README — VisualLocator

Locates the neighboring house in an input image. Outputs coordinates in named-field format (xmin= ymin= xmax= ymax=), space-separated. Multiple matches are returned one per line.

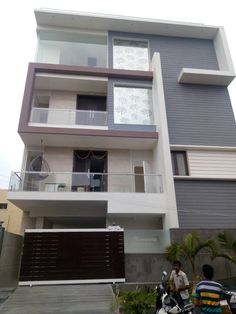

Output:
xmin=0 ymin=190 xmax=23 ymax=288
xmin=7 ymin=9 xmax=236 ymax=284
xmin=0 ymin=189 xmax=23 ymax=235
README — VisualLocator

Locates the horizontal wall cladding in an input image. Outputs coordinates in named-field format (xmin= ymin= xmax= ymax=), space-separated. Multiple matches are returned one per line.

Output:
xmin=109 ymin=31 xmax=236 ymax=147
xmin=164 ymin=81 xmax=236 ymax=146
xmin=188 ymin=150 xmax=236 ymax=177
xmin=107 ymin=78 xmax=156 ymax=132
xmin=174 ymin=179 xmax=236 ymax=228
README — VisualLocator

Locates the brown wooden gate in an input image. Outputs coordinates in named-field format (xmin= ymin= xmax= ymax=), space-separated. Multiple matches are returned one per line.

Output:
xmin=19 ymin=229 xmax=125 ymax=284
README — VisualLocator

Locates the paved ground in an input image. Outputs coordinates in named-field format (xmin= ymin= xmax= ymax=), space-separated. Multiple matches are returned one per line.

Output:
xmin=0 ymin=288 xmax=16 ymax=306
xmin=0 ymin=284 xmax=114 ymax=314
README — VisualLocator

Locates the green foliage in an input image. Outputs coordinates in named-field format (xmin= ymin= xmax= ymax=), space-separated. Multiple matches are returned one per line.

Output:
xmin=58 ymin=183 xmax=66 ymax=188
xmin=181 ymin=233 xmax=215 ymax=265
xmin=212 ymin=231 xmax=236 ymax=265
xmin=118 ymin=288 xmax=156 ymax=314
xmin=218 ymin=231 xmax=236 ymax=252
xmin=165 ymin=231 xmax=236 ymax=279
xmin=165 ymin=241 xmax=181 ymax=262
xmin=165 ymin=232 xmax=215 ymax=279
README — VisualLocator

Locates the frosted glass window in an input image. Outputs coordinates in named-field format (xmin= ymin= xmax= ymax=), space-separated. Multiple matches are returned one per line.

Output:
xmin=113 ymin=39 xmax=149 ymax=70
xmin=114 ymin=86 xmax=153 ymax=125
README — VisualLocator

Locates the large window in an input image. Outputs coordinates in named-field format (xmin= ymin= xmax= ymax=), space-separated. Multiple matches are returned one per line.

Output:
xmin=171 ymin=151 xmax=189 ymax=176
xmin=113 ymin=39 xmax=149 ymax=70
xmin=114 ymin=86 xmax=153 ymax=125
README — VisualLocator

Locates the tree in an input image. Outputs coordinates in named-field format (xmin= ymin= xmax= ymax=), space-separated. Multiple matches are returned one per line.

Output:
xmin=212 ymin=231 xmax=236 ymax=265
xmin=165 ymin=232 xmax=215 ymax=279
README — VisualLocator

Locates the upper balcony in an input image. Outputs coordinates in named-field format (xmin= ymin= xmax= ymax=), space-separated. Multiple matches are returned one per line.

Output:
xmin=36 ymin=29 xmax=151 ymax=72
xmin=36 ymin=30 xmax=108 ymax=68
xmin=35 ymin=9 xmax=235 ymax=86
xmin=18 ymin=63 xmax=156 ymax=149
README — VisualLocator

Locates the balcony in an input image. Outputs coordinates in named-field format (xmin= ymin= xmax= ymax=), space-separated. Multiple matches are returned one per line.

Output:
xmin=19 ymin=63 xmax=156 ymax=149
xmin=36 ymin=31 xmax=108 ymax=68
xmin=29 ymin=108 xmax=108 ymax=128
xmin=9 ymin=171 xmax=162 ymax=194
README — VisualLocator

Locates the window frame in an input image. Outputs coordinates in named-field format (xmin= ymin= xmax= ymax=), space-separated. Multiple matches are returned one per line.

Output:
xmin=171 ymin=151 xmax=189 ymax=176
xmin=113 ymin=83 xmax=154 ymax=125
xmin=0 ymin=203 xmax=8 ymax=210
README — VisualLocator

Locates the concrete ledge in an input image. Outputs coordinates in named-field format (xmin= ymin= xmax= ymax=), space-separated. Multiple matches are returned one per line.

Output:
xmin=178 ymin=68 xmax=235 ymax=86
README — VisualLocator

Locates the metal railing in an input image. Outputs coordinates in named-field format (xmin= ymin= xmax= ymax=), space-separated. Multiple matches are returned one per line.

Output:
xmin=29 ymin=108 xmax=108 ymax=127
xmin=9 ymin=171 xmax=163 ymax=193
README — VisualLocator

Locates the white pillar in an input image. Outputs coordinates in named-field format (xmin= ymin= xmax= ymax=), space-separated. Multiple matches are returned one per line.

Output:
xmin=151 ymin=53 xmax=179 ymax=229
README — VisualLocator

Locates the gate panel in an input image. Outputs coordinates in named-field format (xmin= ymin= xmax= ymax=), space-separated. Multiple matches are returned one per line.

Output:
xmin=19 ymin=229 xmax=125 ymax=284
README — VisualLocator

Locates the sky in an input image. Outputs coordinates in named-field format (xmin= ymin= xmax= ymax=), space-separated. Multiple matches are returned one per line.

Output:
xmin=0 ymin=0 xmax=236 ymax=189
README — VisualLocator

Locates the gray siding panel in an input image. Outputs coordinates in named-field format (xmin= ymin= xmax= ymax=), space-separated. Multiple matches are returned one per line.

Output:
xmin=174 ymin=179 xmax=236 ymax=228
xmin=108 ymin=31 xmax=236 ymax=146
xmin=164 ymin=82 xmax=236 ymax=146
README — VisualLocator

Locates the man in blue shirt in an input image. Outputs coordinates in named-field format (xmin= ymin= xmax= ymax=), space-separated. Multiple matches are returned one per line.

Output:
xmin=195 ymin=264 xmax=223 ymax=314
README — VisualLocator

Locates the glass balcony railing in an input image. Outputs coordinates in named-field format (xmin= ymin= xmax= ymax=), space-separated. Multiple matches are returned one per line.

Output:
xmin=9 ymin=171 xmax=163 ymax=193
xmin=29 ymin=108 xmax=107 ymax=127
xmin=37 ymin=39 xmax=107 ymax=68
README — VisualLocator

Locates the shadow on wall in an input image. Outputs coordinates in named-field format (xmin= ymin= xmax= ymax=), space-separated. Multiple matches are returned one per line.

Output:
xmin=0 ymin=230 xmax=23 ymax=288
xmin=0 ymin=226 xmax=4 ymax=255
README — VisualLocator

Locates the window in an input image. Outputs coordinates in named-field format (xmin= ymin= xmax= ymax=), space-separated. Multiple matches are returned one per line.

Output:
xmin=134 ymin=166 xmax=145 ymax=192
xmin=113 ymin=39 xmax=149 ymax=70
xmin=0 ymin=203 xmax=7 ymax=209
xmin=114 ymin=86 xmax=153 ymax=125
xmin=171 ymin=151 xmax=189 ymax=176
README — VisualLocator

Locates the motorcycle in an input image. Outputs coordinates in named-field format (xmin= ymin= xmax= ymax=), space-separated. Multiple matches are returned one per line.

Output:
xmin=155 ymin=271 xmax=194 ymax=314
xmin=222 ymin=289 xmax=236 ymax=314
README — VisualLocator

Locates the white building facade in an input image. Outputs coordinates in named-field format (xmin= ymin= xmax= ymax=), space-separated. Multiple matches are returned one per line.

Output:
xmin=8 ymin=9 xmax=236 ymax=283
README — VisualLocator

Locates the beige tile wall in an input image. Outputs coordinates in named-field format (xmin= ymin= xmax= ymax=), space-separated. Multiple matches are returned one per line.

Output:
xmin=0 ymin=190 xmax=23 ymax=235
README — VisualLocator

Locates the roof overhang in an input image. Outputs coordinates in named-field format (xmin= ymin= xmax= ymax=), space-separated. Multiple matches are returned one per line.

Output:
xmin=34 ymin=8 xmax=219 ymax=39
xmin=34 ymin=9 xmax=236 ymax=86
